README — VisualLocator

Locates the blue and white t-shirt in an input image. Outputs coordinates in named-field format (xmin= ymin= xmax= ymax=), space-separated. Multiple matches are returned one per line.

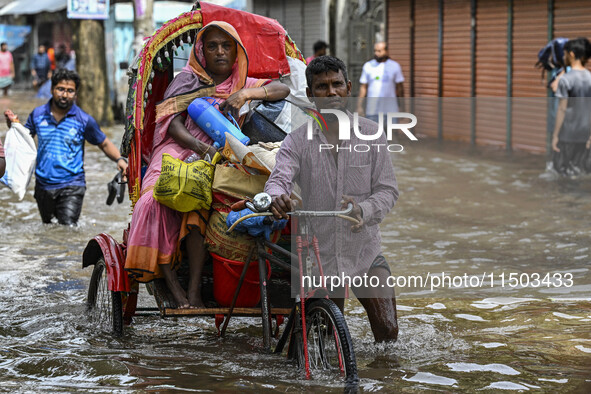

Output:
xmin=359 ymin=58 xmax=405 ymax=115
xmin=25 ymin=101 xmax=106 ymax=189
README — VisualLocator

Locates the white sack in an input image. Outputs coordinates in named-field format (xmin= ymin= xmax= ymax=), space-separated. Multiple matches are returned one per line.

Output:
xmin=0 ymin=123 xmax=36 ymax=200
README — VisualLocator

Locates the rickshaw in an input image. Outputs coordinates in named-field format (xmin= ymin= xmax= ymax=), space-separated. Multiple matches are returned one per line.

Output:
xmin=82 ymin=1 xmax=359 ymax=387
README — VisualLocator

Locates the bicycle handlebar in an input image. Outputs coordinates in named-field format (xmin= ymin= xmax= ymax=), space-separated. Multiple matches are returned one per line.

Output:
xmin=225 ymin=203 xmax=359 ymax=234
xmin=290 ymin=203 xmax=353 ymax=217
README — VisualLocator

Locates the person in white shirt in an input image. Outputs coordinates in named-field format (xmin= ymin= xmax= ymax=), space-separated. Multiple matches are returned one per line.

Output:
xmin=356 ymin=42 xmax=405 ymax=123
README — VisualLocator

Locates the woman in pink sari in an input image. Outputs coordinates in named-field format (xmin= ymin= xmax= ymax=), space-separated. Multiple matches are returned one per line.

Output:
xmin=125 ymin=21 xmax=289 ymax=308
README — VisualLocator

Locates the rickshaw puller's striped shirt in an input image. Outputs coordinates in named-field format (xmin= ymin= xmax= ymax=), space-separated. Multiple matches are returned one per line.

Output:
xmin=265 ymin=111 xmax=399 ymax=278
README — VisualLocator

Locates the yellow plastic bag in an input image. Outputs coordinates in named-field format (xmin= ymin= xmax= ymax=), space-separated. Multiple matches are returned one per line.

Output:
xmin=153 ymin=152 xmax=221 ymax=212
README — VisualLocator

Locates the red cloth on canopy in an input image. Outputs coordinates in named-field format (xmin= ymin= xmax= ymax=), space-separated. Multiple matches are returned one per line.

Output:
xmin=200 ymin=2 xmax=290 ymax=79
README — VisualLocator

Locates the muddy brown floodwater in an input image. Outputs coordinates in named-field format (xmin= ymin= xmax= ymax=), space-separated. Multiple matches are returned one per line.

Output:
xmin=0 ymin=91 xmax=589 ymax=392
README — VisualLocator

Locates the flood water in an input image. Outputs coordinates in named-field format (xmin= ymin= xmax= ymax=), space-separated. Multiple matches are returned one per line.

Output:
xmin=0 ymin=91 xmax=590 ymax=392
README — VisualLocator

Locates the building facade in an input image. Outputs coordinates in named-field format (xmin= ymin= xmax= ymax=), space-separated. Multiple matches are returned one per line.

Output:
xmin=386 ymin=0 xmax=591 ymax=153
xmin=251 ymin=0 xmax=388 ymax=88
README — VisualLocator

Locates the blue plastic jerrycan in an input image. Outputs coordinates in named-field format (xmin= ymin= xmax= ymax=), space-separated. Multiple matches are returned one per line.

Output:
xmin=187 ymin=97 xmax=250 ymax=149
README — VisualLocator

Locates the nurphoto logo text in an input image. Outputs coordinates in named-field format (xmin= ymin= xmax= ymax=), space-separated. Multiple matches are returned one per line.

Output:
xmin=306 ymin=110 xmax=418 ymax=152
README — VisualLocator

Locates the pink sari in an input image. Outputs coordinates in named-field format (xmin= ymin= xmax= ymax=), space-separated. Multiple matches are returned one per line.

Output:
xmin=125 ymin=22 xmax=268 ymax=282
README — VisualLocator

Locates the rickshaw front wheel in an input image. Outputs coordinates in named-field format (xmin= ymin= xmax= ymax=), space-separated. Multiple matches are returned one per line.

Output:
xmin=290 ymin=298 xmax=358 ymax=387
xmin=86 ymin=257 xmax=124 ymax=336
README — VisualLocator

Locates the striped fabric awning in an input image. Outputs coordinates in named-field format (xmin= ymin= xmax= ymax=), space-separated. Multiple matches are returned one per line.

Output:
xmin=0 ymin=0 xmax=66 ymax=15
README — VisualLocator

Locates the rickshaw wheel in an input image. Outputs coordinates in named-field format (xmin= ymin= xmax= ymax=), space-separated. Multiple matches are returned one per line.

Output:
xmin=291 ymin=299 xmax=358 ymax=387
xmin=86 ymin=258 xmax=124 ymax=336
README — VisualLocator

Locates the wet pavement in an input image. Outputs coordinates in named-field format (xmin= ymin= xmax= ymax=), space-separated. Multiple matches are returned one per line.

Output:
xmin=0 ymin=90 xmax=590 ymax=392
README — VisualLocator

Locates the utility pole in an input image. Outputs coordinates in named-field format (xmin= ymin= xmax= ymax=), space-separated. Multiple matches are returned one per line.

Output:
xmin=72 ymin=19 xmax=114 ymax=125
xmin=132 ymin=0 xmax=154 ymax=55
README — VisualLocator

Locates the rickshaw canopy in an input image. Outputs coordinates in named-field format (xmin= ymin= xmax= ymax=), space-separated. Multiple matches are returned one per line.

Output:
xmin=124 ymin=1 xmax=304 ymax=206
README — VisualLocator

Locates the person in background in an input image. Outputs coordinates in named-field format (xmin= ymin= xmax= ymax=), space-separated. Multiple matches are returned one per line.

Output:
xmin=551 ymin=37 xmax=591 ymax=176
xmin=46 ymin=42 xmax=56 ymax=72
xmin=55 ymin=44 xmax=71 ymax=70
xmin=5 ymin=69 xmax=127 ymax=225
xmin=0 ymin=43 xmax=15 ymax=96
xmin=305 ymin=40 xmax=328 ymax=64
xmin=356 ymin=42 xmax=405 ymax=123
xmin=31 ymin=44 xmax=51 ymax=90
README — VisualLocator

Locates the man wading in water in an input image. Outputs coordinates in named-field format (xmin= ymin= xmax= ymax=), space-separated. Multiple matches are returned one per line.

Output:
xmin=265 ymin=56 xmax=399 ymax=342
xmin=5 ymin=69 xmax=127 ymax=225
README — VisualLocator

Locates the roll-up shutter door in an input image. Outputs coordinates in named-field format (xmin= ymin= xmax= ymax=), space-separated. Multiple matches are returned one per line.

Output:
xmin=554 ymin=0 xmax=591 ymax=75
xmin=284 ymin=1 xmax=303 ymax=50
xmin=252 ymin=0 xmax=268 ymax=17
xmin=413 ymin=0 xmax=439 ymax=138
xmin=442 ymin=0 xmax=471 ymax=142
xmin=252 ymin=0 xmax=321 ymax=60
xmin=511 ymin=0 xmax=548 ymax=153
xmin=303 ymin=0 xmax=324 ymax=60
xmin=475 ymin=0 xmax=507 ymax=148
xmin=386 ymin=0 xmax=411 ymax=98
xmin=267 ymin=2 xmax=284 ymax=24
xmin=554 ymin=0 xmax=591 ymax=44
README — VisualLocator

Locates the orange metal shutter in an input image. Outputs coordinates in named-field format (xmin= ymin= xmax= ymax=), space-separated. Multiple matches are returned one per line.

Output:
xmin=386 ymin=0 xmax=411 ymax=98
xmin=442 ymin=0 xmax=471 ymax=142
xmin=554 ymin=0 xmax=591 ymax=41
xmin=475 ymin=0 xmax=508 ymax=148
xmin=511 ymin=0 xmax=548 ymax=153
xmin=413 ymin=0 xmax=440 ymax=138
xmin=554 ymin=0 xmax=591 ymax=75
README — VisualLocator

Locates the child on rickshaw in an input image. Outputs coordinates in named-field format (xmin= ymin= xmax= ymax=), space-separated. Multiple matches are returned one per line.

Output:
xmin=124 ymin=21 xmax=289 ymax=308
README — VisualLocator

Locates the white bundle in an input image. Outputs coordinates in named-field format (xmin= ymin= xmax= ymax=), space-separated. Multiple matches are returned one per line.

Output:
xmin=0 ymin=123 xmax=36 ymax=200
